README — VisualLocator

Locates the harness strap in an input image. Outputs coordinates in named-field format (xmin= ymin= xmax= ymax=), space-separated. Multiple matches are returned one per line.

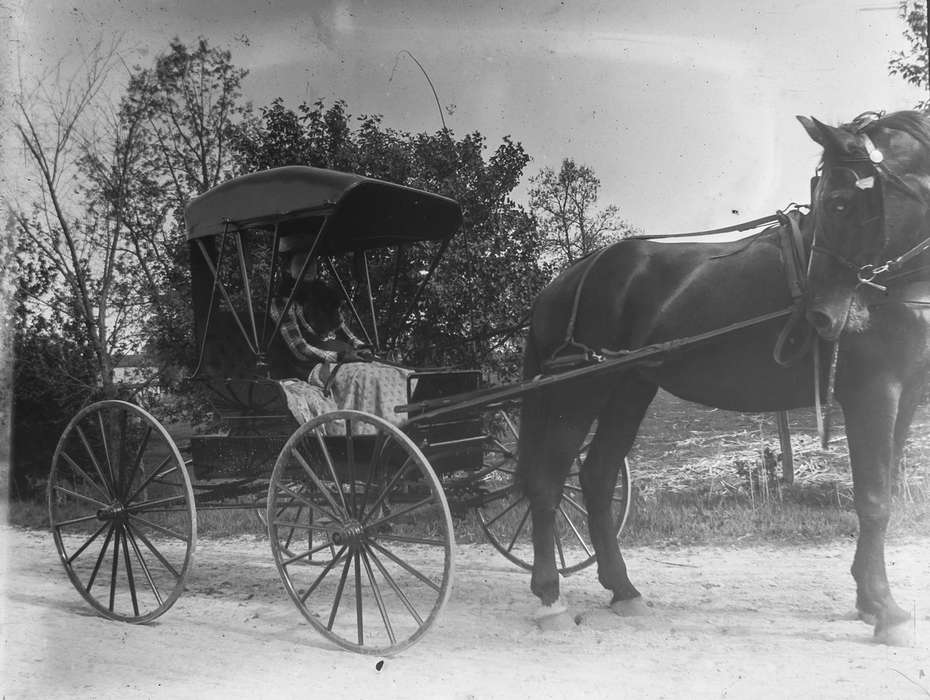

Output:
xmin=549 ymin=246 xmax=613 ymax=361
xmin=773 ymin=210 xmax=814 ymax=368
xmin=626 ymin=212 xmax=782 ymax=241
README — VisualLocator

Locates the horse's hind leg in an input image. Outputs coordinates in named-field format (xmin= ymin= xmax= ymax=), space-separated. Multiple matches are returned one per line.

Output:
xmin=580 ymin=376 xmax=657 ymax=614
xmin=519 ymin=385 xmax=599 ymax=623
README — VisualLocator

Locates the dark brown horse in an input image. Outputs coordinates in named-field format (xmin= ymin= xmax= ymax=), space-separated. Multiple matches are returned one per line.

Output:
xmin=517 ymin=112 xmax=928 ymax=646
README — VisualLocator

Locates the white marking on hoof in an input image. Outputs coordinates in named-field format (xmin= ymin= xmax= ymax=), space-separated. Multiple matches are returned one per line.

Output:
xmin=874 ymin=619 xmax=916 ymax=648
xmin=610 ymin=597 xmax=652 ymax=617
xmin=533 ymin=599 xmax=575 ymax=631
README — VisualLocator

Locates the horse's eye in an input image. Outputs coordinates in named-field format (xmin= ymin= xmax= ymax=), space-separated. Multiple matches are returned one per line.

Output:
xmin=831 ymin=201 xmax=848 ymax=215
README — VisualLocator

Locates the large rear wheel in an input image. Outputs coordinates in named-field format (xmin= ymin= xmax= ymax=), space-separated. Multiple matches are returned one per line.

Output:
xmin=477 ymin=413 xmax=631 ymax=575
xmin=48 ymin=400 xmax=196 ymax=622
xmin=267 ymin=410 xmax=454 ymax=655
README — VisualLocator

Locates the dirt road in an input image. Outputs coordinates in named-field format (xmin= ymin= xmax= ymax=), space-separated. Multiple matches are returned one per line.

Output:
xmin=3 ymin=526 xmax=929 ymax=699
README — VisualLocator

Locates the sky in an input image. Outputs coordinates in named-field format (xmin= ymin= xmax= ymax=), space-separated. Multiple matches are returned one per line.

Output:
xmin=5 ymin=0 xmax=927 ymax=234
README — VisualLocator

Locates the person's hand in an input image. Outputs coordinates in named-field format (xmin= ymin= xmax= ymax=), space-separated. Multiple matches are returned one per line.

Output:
xmin=337 ymin=347 xmax=373 ymax=363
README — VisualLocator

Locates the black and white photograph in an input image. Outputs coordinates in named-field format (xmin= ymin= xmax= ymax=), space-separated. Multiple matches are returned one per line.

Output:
xmin=3 ymin=1 xmax=930 ymax=697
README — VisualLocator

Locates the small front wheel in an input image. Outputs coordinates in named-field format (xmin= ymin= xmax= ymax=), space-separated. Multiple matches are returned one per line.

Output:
xmin=267 ymin=410 xmax=454 ymax=655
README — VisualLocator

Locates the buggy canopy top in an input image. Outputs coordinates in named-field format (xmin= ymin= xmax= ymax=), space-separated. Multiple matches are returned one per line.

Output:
xmin=184 ymin=166 xmax=462 ymax=254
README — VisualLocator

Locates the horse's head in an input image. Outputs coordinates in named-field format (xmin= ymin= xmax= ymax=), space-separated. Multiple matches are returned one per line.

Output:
xmin=798 ymin=111 xmax=930 ymax=340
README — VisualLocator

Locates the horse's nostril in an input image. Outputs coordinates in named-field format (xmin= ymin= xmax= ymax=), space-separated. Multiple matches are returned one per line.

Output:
xmin=806 ymin=309 xmax=833 ymax=333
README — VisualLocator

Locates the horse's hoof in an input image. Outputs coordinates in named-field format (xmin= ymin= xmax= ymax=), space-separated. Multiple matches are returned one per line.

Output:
xmin=874 ymin=619 xmax=916 ymax=647
xmin=610 ymin=596 xmax=652 ymax=617
xmin=533 ymin=600 xmax=576 ymax=632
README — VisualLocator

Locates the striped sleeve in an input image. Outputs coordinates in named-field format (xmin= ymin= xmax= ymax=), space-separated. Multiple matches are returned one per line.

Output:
xmin=271 ymin=299 xmax=338 ymax=364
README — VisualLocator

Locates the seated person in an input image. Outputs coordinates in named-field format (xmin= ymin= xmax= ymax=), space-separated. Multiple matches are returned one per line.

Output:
xmin=271 ymin=276 xmax=411 ymax=434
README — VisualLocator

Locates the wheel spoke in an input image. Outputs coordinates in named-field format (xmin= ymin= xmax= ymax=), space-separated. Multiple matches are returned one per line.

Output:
xmin=281 ymin=503 xmax=305 ymax=554
xmin=368 ymin=540 xmax=441 ymax=593
xmin=126 ymin=513 xmax=189 ymax=543
xmin=275 ymin=481 xmax=343 ymax=526
xmin=108 ymin=525 xmax=121 ymax=611
xmin=63 ymin=522 xmax=110 ymax=564
xmin=125 ymin=493 xmax=189 ymax=513
xmin=346 ymin=421 xmax=358 ymax=518
xmin=124 ymin=458 xmax=176 ymax=503
xmin=128 ymin=525 xmax=182 ymax=579
xmin=76 ymin=426 xmax=115 ymax=497
xmin=561 ymin=492 xmax=589 ymax=518
xmin=314 ymin=430 xmax=349 ymax=514
xmin=359 ymin=433 xmax=386 ymax=522
xmin=123 ymin=424 xmax=153 ymax=500
xmin=326 ymin=552 xmax=354 ymax=631
xmin=483 ymin=492 xmax=524 ymax=528
xmin=293 ymin=449 xmax=347 ymax=521
xmin=354 ymin=551 xmax=364 ymax=645
xmin=372 ymin=533 xmax=447 ymax=547
xmin=364 ymin=496 xmax=435 ymax=531
xmin=297 ymin=545 xmax=348 ymax=604
xmin=359 ymin=456 xmax=417 ymax=525
xmin=87 ymin=525 xmax=116 ymax=592
xmin=96 ymin=410 xmax=116 ymax=490
xmin=51 ymin=484 xmax=110 ymax=510
xmin=363 ymin=543 xmax=423 ymax=625
xmin=557 ymin=504 xmax=592 ymax=556
xmin=124 ymin=526 xmax=164 ymax=606
xmin=282 ymin=540 xmax=339 ymax=567
xmin=360 ymin=548 xmax=395 ymax=646
xmin=119 ymin=524 xmax=140 ymax=617
xmin=506 ymin=506 xmax=531 ymax=553
xmin=59 ymin=451 xmax=110 ymax=501
xmin=270 ymin=517 xmax=333 ymax=533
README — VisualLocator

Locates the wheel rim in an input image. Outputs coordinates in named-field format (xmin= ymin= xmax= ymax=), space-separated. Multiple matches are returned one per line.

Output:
xmin=48 ymin=400 xmax=196 ymax=623
xmin=477 ymin=412 xmax=631 ymax=575
xmin=268 ymin=410 xmax=454 ymax=655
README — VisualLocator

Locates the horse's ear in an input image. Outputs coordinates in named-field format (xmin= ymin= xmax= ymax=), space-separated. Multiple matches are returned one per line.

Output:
xmin=797 ymin=116 xmax=859 ymax=156
xmin=797 ymin=115 xmax=822 ymax=145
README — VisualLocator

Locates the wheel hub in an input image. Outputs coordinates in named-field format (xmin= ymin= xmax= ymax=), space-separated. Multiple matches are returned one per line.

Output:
xmin=97 ymin=503 xmax=128 ymax=522
xmin=330 ymin=520 xmax=366 ymax=546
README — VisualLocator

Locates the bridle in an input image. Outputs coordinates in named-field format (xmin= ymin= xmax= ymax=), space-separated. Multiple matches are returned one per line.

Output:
xmin=811 ymin=116 xmax=930 ymax=293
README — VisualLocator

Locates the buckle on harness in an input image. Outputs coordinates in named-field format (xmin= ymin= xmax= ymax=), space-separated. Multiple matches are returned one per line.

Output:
xmin=856 ymin=264 xmax=888 ymax=293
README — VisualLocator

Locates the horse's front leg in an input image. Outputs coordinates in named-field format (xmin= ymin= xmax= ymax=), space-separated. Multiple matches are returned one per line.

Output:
xmin=840 ymin=372 xmax=912 ymax=645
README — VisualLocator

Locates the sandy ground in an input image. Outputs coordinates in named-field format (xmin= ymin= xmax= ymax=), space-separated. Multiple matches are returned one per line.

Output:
xmin=2 ymin=526 xmax=929 ymax=699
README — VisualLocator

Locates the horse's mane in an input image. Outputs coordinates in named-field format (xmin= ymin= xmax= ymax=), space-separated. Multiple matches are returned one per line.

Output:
xmin=860 ymin=110 xmax=930 ymax=153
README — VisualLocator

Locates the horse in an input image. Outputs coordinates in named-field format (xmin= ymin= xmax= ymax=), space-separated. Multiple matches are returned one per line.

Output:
xmin=517 ymin=113 xmax=926 ymax=647
xmin=796 ymin=110 xmax=930 ymax=643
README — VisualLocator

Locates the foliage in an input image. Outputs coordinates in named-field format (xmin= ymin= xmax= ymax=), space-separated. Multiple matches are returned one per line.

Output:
xmin=10 ymin=227 xmax=97 ymax=496
xmin=112 ymin=37 xmax=251 ymax=396
xmin=232 ymin=100 xmax=551 ymax=375
xmin=528 ymin=158 xmax=636 ymax=268
xmin=889 ymin=1 xmax=930 ymax=110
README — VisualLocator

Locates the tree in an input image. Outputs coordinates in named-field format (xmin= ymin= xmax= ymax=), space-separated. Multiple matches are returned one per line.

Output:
xmin=233 ymin=100 xmax=550 ymax=375
xmin=111 ymin=38 xmax=251 ymax=386
xmin=528 ymin=158 xmax=636 ymax=268
xmin=11 ymin=41 xmax=142 ymax=401
xmin=889 ymin=1 xmax=930 ymax=110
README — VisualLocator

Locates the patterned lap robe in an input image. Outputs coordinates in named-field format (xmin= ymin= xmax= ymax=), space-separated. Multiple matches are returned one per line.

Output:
xmin=279 ymin=362 xmax=413 ymax=435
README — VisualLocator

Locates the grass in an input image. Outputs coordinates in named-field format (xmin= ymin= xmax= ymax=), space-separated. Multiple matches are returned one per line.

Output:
xmin=11 ymin=390 xmax=930 ymax=546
